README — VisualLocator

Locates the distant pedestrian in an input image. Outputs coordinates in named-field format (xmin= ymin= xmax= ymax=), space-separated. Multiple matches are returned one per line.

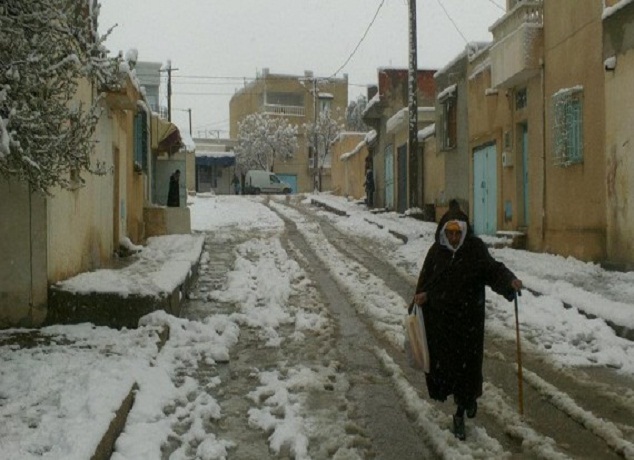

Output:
xmin=232 ymin=174 xmax=240 ymax=195
xmin=167 ymin=169 xmax=180 ymax=207
xmin=412 ymin=200 xmax=522 ymax=441
xmin=364 ymin=167 xmax=375 ymax=208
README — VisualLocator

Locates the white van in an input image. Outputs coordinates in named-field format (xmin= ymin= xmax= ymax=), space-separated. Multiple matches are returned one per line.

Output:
xmin=244 ymin=170 xmax=292 ymax=195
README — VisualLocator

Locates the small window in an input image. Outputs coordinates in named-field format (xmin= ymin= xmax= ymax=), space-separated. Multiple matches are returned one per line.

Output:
xmin=441 ymin=97 xmax=457 ymax=150
xmin=319 ymin=98 xmax=332 ymax=114
xmin=133 ymin=111 xmax=148 ymax=172
xmin=552 ymin=87 xmax=583 ymax=166
xmin=515 ymin=88 xmax=527 ymax=110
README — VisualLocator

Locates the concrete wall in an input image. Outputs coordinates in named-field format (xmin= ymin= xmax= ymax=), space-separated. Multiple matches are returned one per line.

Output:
xmin=0 ymin=181 xmax=48 ymax=327
xmin=542 ymin=0 xmax=606 ymax=261
xmin=330 ymin=133 xmax=367 ymax=199
xmin=47 ymin=79 xmax=117 ymax=284
xmin=144 ymin=207 xmax=191 ymax=239
xmin=604 ymin=2 xmax=634 ymax=268
xmin=436 ymin=52 xmax=471 ymax=207
xmin=422 ymin=131 xmax=445 ymax=214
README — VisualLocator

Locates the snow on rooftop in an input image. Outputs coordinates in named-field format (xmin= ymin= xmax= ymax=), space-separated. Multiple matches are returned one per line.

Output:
xmin=603 ymin=0 xmax=634 ymax=19
xmin=195 ymin=150 xmax=236 ymax=158
xmin=418 ymin=124 xmax=436 ymax=141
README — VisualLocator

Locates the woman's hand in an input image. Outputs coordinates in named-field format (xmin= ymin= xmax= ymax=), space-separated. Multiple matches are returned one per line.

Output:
xmin=511 ymin=279 xmax=523 ymax=292
xmin=413 ymin=292 xmax=428 ymax=306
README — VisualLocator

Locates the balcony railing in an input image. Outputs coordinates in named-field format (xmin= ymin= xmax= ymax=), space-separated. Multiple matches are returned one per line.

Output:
xmin=489 ymin=0 xmax=543 ymax=88
xmin=490 ymin=1 xmax=543 ymax=43
xmin=262 ymin=104 xmax=305 ymax=117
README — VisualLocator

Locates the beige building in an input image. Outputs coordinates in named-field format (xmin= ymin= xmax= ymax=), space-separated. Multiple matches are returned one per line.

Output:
xmin=471 ymin=0 xmax=610 ymax=263
xmin=229 ymin=69 xmax=348 ymax=193
xmin=603 ymin=0 xmax=634 ymax=269
xmin=541 ymin=0 xmax=606 ymax=262
xmin=0 ymin=62 xmax=187 ymax=328
xmin=330 ymin=132 xmax=373 ymax=200
xmin=1 ymin=71 xmax=146 ymax=327
xmin=362 ymin=69 xmax=437 ymax=211
xmin=385 ymin=106 xmax=436 ymax=213
xmin=418 ymin=125 xmax=446 ymax=221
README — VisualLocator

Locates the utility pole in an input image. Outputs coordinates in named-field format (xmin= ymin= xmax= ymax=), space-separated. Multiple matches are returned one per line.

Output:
xmin=187 ymin=108 xmax=192 ymax=135
xmin=160 ymin=60 xmax=178 ymax=122
xmin=408 ymin=0 xmax=419 ymax=208
xmin=313 ymin=78 xmax=320 ymax=191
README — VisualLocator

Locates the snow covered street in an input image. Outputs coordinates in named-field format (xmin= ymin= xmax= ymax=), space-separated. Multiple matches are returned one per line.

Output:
xmin=1 ymin=193 xmax=633 ymax=459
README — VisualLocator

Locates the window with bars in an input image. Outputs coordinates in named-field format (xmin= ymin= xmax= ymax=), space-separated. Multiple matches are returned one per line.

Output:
xmin=515 ymin=88 xmax=527 ymax=110
xmin=552 ymin=87 xmax=583 ymax=166
xmin=133 ymin=111 xmax=148 ymax=172
xmin=440 ymin=96 xmax=457 ymax=150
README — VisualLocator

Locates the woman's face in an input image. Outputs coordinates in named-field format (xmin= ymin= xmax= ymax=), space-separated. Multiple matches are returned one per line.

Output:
xmin=444 ymin=228 xmax=463 ymax=249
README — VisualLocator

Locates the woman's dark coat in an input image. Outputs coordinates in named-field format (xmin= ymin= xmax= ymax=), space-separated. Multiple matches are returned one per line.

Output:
xmin=415 ymin=210 xmax=517 ymax=406
xmin=167 ymin=174 xmax=180 ymax=207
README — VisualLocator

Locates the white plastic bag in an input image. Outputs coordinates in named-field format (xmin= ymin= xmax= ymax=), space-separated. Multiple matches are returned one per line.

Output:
xmin=404 ymin=304 xmax=430 ymax=373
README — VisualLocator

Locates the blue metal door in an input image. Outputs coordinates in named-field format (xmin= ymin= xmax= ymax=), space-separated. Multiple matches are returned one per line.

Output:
xmin=397 ymin=144 xmax=408 ymax=213
xmin=473 ymin=144 xmax=498 ymax=235
xmin=276 ymin=174 xmax=297 ymax=194
xmin=384 ymin=144 xmax=394 ymax=210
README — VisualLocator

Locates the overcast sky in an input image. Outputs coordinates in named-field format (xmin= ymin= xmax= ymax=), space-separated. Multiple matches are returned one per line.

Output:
xmin=98 ymin=0 xmax=505 ymax=138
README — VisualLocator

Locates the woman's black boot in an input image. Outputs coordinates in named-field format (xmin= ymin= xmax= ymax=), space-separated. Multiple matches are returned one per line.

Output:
xmin=452 ymin=415 xmax=466 ymax=440
xmin=466 ymin=400 xmax=478 ymax=419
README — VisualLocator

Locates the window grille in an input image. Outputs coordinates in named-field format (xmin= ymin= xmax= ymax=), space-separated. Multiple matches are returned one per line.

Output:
xmin=515 ymin=88 xmax=527 ymax=110
xmin=552 ymin=87 xmax=583 ymax=166
xmin=441 ymin=97 xmax=457 ymax=150
xmin=133 ymin=111 xmax=148 ymax=172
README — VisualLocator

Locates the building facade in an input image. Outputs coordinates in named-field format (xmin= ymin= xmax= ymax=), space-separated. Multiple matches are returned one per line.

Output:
xmin=603 ymin=0 xmax=634 ymax=269
xmin=362 ymin=68 xmax=437 ymax=210
xmin=229 ymin=69 xmax=348 ymax=193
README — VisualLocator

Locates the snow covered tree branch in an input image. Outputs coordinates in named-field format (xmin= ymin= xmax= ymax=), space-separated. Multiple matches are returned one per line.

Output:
xmin=0 ymin=0 xmax=118 ymax=193
xmin=305 ymin=108 xmax=344 ymax=191
xmin=235 ymin=113 xmax=298 ymax=172
xmin=346 ymin=95 xmax=370 ymax=132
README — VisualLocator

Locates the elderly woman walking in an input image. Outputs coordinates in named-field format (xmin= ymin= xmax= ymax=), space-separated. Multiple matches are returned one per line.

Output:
xmin=412 ymin=200 xmax=522 ymax=440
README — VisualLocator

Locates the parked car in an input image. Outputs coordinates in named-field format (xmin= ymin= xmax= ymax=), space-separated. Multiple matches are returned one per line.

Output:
xmin=244 ymin=170 xmax=292 ymax=194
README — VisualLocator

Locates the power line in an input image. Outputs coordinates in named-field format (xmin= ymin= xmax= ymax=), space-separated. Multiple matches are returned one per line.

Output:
xmin=485 ymin=0 xmax=506 ymax=12
xmin=172 ymin=75 xmax=256 ymax=81
xmin=434 ymin=0 xmax=469 ymax=44
xmin=330 ymin=0 xmax=386 ymax=78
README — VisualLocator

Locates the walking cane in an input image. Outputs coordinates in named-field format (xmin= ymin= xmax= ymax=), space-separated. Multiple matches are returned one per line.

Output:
xmin=514 ymin=291 xmax=524 ymax=415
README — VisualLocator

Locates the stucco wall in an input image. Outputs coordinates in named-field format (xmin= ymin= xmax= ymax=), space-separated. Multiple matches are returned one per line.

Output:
xmin=0 ymin=181 xmax=48 ymax=327
xmin=542 ymin=0 xmax=606 ymax=261
xmin=422 ymin=133 xmax=445 ymax=210
xmin=47 ymin=80 xmax=116 ymax=283
xmin=605 ymin=47 xmax=634 ymax=267
xmin=330 ymin=133 xmax=366 ymax=199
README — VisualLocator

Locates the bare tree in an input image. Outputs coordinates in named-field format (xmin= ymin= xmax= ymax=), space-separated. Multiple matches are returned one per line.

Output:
xmin=346 ymin=94 xmax=370 ymax=132
xmin=235 ymin=113 xmax=298 ymax=172
xmin=0 ymin=0 xmax=118 ymax=193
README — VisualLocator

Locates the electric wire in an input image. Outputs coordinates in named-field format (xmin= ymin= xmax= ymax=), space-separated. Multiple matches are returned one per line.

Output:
xmin=329 ymin=0 xmax=385 ymax=78
xmin=433 ymin=0 xmax=468 ymax=44
xmin=486 ymin=0 xmax=506 ymax=12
